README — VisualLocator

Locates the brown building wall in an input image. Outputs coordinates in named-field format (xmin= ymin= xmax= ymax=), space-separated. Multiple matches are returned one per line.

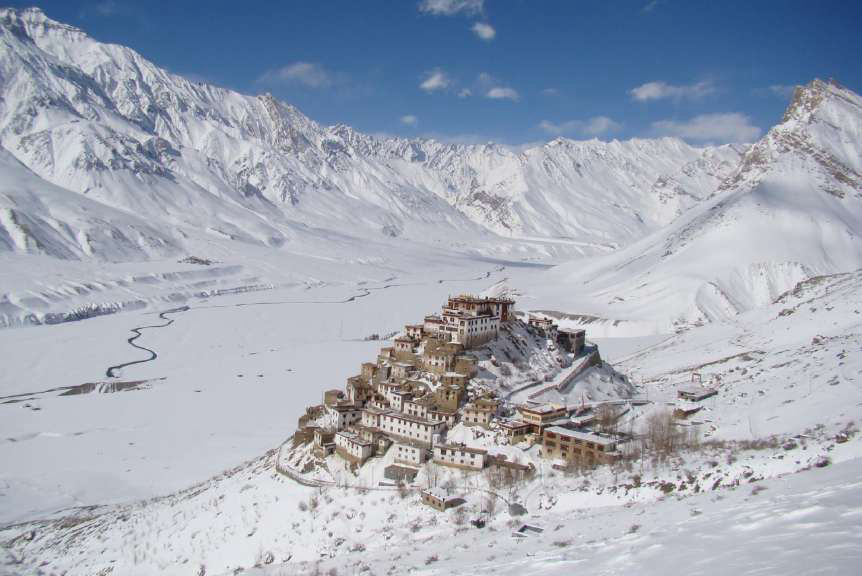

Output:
xmin=542 ymin=432 xmax=616 ymax=465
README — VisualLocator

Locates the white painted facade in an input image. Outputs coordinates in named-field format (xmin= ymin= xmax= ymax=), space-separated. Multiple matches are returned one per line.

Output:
xmin=325 ymin=404 xmax=363 ymax=430
xmin=379 ymin=412 xmax=444 ymax=446
xmin=361 ymin=408 xmax=386 ymax=429
xmin=335 ymin=431 xmax=373 ymax=463
xmin=404 ymin=399 xmax=429 ymax=419
xmin=440 ymin=309 xmax=500 ymax=348
xmin=390 ymin=390 xmax=412 ymax=412
xmin=394 ymin=442 xmax=427 ymax=465
xmin=433 ymin=444 xmax=487 ymax=470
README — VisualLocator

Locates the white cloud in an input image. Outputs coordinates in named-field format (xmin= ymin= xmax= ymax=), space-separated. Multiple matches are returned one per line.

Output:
xmin=652 ymin=113 xmax=761 ymax=143
xmin=458 ymin=88 xmax=472 ymax=98
xmin=486 ymin=86 xmax=520 ymax=102
xmin=94 ymin=1 xmax=119 ymax=16
xmin=476 ymin=73 xmax=519 ymax=102
xmin=582 ymin=116 xmax=623 ymax=136
xmin=539 ymin=116 xmax=623 ymax=137
xmin=258 ymin=61 xmax=336 ymax=88
xmin=541 ymin=88 xmax=559 ymax=96
xmin=400 ymin=114 xmax=418 ymax=126
xmin=630 ymin=80 xmax=715 ymax=102
xmin=538 ymin=120 xmax=575 ymax=135
xmin=420 ymin=68 xmax=451 ymax=93
xmin=472 ymin=22 xmax=496 ymax=40
xmin=418 ymin=0 xmax=483 ymax=16
xmin=642 ymin=0 xmax=661 ymax=13
xmin=769 ymin=84 xmax=797 ymax=99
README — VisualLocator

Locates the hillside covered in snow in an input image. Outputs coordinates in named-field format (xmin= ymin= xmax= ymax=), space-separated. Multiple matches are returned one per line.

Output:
xmin=527 ymin=79 xmax=862 ymax=330
xmin=0 ymin=7 xmax=742 ymax=266
xmin=2 ymin=5 xmax=862 ymax=576
xmin=1 ymin=266 xmax=859 ymax=576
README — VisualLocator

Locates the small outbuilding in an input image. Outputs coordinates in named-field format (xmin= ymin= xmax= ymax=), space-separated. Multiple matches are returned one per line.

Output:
xmin=421 ymin=488 xmax=462 ymax=511
xmin=677 ymin=387 xmax=718 ymax=402
xmin=384 ymin=464 xmax=418 ymax=483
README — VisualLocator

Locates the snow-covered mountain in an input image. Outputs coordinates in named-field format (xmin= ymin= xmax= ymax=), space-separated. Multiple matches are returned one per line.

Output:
xmin=3 ymin=7 xmax=860 ymax=331
xmin=0 ymin=147 xmax=178 ymax=260
xmin=0 ymin=7 xmax=742 ymax=262
xmin=535 ymin=78 xmax=862 ymax=329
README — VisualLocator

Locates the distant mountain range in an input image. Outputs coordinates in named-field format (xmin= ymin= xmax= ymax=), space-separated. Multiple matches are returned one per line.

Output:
xmin=2 ymin=7 xmax=861 ymax=330
xmin=540 ymin=78 xmax=862 ymax=327
xmin=0 ymin=7 xmax=742 ymax=262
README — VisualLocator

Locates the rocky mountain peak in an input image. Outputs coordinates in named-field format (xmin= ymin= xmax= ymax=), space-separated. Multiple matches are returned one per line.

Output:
xmin=717 ymin=77 xmax=862 ymax=197
xmin=0 ymin=9 xmax=756 ymax=261
xmin=782 ymin=78 xmax=861 ymax=124
xmin=0 ymin=6 xmax=86 ymax=42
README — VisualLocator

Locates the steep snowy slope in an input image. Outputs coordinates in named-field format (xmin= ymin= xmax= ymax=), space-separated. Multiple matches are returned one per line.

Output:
xmin=532 ymin=79 xmax=862 ymax=329
xmin=0 ymin=146 xmax=178 ymax=260
xmin=400 ymin=136 xmax=742 ymax=242
xmin=0 ymin=7 xmax=483 ymax=250
xmin=0 ymin=7 xmax=741 ymax=263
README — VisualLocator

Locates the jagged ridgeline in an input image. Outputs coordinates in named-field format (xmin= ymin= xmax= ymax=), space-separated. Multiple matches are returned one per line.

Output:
xmin=1 ymin=7 xmax=742 ymax=261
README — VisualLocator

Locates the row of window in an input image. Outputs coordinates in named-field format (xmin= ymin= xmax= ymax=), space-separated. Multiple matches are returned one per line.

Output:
xmin=436 ymin=448 xmax=480 ymax=458
xmin=384 ymin=425 xmax=427 ymax=436
xmin=382 ymin=417 xmax=434 ymax=429
xmin=546 ymin=439 xmax=608 ymax=452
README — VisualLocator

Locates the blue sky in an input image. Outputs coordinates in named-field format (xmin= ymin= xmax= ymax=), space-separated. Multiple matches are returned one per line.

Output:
xmin=12 ymin=0 xmax=862 ymax=145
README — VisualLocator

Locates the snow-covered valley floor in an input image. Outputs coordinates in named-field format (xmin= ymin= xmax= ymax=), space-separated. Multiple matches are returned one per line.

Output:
xmin=1 ymin=256 xmax=860 ymax=575
xmin=0 ymin=255 xmax=535 ymax=524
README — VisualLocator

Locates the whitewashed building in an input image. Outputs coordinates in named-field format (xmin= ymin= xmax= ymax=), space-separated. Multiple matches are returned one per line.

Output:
xmin=361 ymin=407 xmax=388 ymax=429
xmin=379 ymin=412 xmax=445 ymax=446
xmin=394 ymin=441 xmax=427 ymax=466
xmin=391 ymin=362 xmax=416 ymax=380
xmin=428 ymin=408 xmax=458 ymax=427
xmin=334 ymin=431 xmax=373 ymax=463
xmin=390 ymin=389 xmax=413 ymax=412
xmin=324 ymin=403 xmax=363 ymax=430
xmin=433 ymin=443 xmax=488 ymax=470
xmin=403 ymin=398 xmax=430 ymax=419
xmin=405 ymin=324 xmax=424 ymax=340
xmin=432 ymin=295 xmax=513 ymax=348
xmin=462 ymin=400 xmax=497 ymax=428
xmin=393 ymin=337 xmax=414 ymax=354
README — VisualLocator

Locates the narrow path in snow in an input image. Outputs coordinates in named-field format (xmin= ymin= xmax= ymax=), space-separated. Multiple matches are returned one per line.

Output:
xmin=503 ymin=378 xmax=544 ymax=401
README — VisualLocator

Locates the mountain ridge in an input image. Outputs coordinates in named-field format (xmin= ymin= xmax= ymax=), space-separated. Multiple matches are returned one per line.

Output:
xmin=0 ymin=6 xmax=743 ymax=262
xmin=534 ymin=78 xmax=862 ymax=328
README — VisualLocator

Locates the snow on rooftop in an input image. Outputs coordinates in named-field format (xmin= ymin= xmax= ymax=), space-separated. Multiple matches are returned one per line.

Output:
xmin=422 ymin=487 xmax=454 ymax=501
xmin=544 ymin=426 xmax=618 ymax=446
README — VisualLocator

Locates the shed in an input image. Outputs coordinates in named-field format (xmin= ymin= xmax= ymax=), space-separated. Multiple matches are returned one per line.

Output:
xmin=421 ymin=488 xmax=463 ymax=511
xmin=383 ymin=465 xmax=418 ymax=483
xmin=677 ymin=387 xmax=718 ymax=402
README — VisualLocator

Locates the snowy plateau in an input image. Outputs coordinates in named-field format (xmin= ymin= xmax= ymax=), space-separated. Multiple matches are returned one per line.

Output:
xmin=0 ymin=6 xmax=861 ymax=576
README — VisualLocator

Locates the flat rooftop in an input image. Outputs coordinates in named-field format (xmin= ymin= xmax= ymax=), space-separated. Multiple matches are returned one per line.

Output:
xmin=519 ymin=403 xmax=566 ymax=414
xmin=382 ymin=411 xmax=438 ymax=426
xmin=335 ymin=430 xmax=372 ymax=446
xmin=498 ymin=419 xmax=531 ymax=429
xmin=422 ymin=487 xmax=455 ymax=501
xmin=544 ymin=426 xmax=617 ymax=446
xmin=435 ymin=442 xmax=488 ymax=455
